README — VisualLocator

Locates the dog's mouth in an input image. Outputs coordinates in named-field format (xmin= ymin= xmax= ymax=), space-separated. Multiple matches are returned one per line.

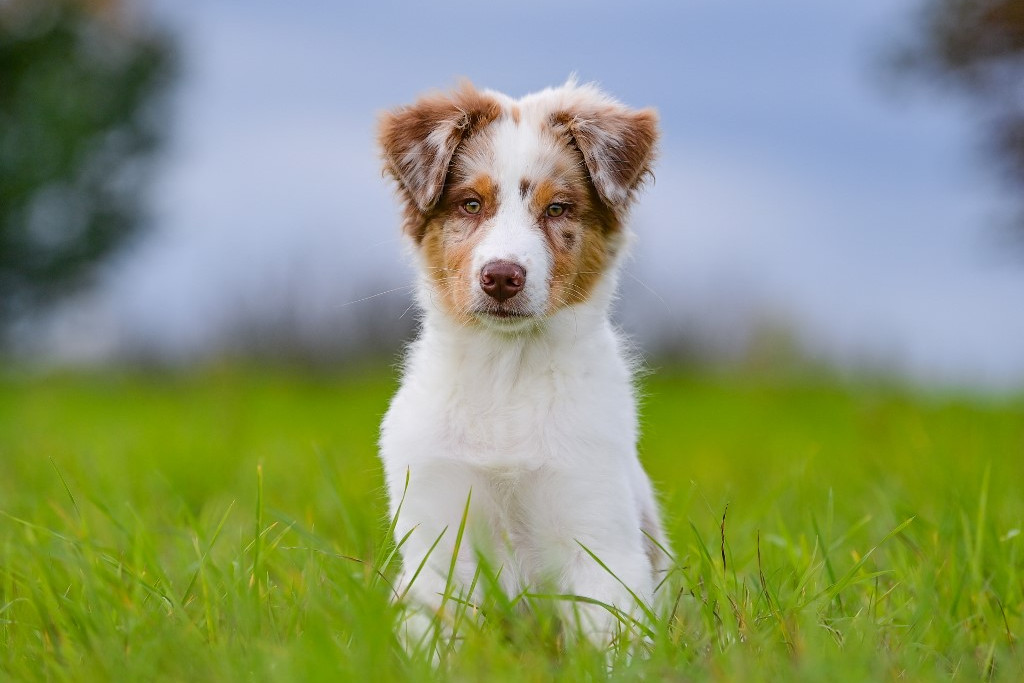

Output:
xmin=474 ymin=303 xmax=535 ymax=323
xmin=487 ymin=308 xmax=529 ymax=319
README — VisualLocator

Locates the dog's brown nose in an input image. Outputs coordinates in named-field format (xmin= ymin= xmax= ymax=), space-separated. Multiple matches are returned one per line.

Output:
xmin=480 ymin=260 xmax=526 ymax=302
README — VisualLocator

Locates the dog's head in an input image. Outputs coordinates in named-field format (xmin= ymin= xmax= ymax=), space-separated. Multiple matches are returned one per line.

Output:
xmin=378 ymin=80 xmax=658 ymax=332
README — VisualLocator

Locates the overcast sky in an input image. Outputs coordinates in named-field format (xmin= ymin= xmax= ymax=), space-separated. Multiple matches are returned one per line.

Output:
xmin=48 ymin=0 xmax=1024 ymax=388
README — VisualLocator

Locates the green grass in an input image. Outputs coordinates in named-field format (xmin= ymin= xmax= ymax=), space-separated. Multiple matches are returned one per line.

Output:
xmin=1 ymin=365 xmax=1022 ymax=681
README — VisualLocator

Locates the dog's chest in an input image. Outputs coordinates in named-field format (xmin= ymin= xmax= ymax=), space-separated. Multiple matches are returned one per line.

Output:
xmin=391 ymin=342 xmax=634 ymax=470
xmin=443 ymin=373 xmax=572 ymax=468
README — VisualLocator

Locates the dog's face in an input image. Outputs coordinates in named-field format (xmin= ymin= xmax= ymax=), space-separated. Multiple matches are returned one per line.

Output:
xmin=379 ymin=81 xmax=658 ymax=332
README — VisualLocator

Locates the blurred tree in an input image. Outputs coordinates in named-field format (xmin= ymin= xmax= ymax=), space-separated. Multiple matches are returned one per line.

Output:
xmin=0 ymin=0 xmax=174 ymax=327
xmin=899 ymin=0 xmax=1024 ymax=238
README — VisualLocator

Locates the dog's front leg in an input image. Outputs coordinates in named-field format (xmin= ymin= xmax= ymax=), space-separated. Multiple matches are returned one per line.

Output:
xmin=386 ymin=461 xmax=487 ymax=654
xmin=523 ymin=466 xmax=655 ymax=648
xmin=560 ymin=542 xmax=652 ymax=648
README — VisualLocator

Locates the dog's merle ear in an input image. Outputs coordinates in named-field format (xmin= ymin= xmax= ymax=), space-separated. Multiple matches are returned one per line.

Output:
xmin=551 ymin=98 xmax=659 ymax=209
xmin=378 ymin=83 xmax=502 ymax=215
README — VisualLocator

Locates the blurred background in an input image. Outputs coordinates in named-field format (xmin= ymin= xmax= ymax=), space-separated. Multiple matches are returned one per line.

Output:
xmin=3 ymin=0 xmax=1024 ymax=389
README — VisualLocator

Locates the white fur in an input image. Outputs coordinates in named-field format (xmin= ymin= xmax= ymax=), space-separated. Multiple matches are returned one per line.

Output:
xmin=379 ymin=82 xmax=666 ymax=648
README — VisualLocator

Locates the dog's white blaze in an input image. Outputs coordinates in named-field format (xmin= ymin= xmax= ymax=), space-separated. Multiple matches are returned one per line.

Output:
xmin=470 ymin=118 xmax=555 ymax=314
xmin=471 ymin=205 xmax=551 ymax=313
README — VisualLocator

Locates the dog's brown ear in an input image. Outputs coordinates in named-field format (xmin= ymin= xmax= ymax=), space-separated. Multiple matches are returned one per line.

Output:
xmin=552 ymin=102 xmax=658 ymax=209
xmin=378 ymin=83 xmax=502 ymax=215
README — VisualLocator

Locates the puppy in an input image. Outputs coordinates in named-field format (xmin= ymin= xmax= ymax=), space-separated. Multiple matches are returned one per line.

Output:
xmin=377 ymin=80 xmax=667 ymax=647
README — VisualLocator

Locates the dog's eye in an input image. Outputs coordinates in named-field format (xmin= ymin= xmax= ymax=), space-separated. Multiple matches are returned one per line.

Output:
xmin=462 ymin=199 xmax=482 ymax=215
xmin=546 ymin=203 xmax=566 ymax=218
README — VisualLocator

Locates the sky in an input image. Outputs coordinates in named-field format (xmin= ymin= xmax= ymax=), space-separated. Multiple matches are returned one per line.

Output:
xmin=42 ymin=0 xmax=1024 ymax=388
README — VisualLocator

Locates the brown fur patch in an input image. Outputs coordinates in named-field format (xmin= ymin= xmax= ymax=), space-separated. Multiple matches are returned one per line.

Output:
xmin=549 ymin=106 xmax=658 ymax=209
xmin=378 ymin=83 xmax=502 ymax=237
xmin=405 ymin=116 xmax=513 ymax=321
xmin=641 ymin=509 xmax=662 ymax=576
xmin=546 ymin=195 xmax=619 ymax=312
xmin=416 ymin=170 xmax=501 ymax=321
xmin=468 ymin=175 xmax=497 ymax=208
xmin=529 ymin=179 xmax=561 ymax=212
xmin=419 ymin=212 xmax=488 ymax=323
xmin=535 ymin=137 xmax=622 ymax=313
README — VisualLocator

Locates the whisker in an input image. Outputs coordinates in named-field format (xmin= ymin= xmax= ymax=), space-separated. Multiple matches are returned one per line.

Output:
xmin=625 ymin=271 xmax=669 ymax=310
xmin=335 ymin=285 xmax=414 ymax=309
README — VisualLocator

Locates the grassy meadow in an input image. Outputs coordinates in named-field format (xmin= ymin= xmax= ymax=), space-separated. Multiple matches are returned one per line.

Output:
xmin=1 ymin=364 xmax=1022 ymax=681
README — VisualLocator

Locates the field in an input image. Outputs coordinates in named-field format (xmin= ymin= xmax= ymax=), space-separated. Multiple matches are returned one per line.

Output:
xmin=1 ymin=365 xmax=1022 ymax=681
